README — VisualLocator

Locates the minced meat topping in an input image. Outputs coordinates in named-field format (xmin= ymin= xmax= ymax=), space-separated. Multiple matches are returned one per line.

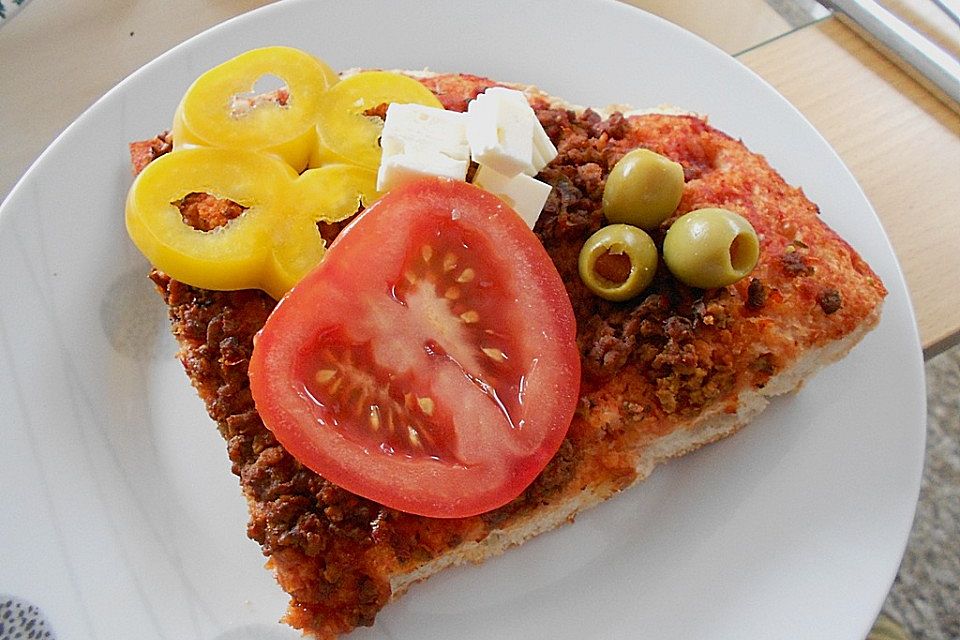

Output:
xmin=531 ymin=105 xmax=742 ymax=415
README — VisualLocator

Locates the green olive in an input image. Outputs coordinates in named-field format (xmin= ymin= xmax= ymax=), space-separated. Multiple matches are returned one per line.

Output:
xmin=602 ymin=148 xmax=685 ymax=230
xmin=662 ymin=208 xmax=760 ymax=288
xmin=578 ymin=224 xmax=658 ymax=301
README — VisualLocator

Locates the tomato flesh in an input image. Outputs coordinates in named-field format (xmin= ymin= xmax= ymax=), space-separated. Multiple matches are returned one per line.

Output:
xmin=249 ymin=177 xmax=580 ymax=518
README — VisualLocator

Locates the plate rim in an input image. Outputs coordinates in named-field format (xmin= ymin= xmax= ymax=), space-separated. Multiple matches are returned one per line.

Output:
xmin=0 ymin=1 xmax=927 ymax=638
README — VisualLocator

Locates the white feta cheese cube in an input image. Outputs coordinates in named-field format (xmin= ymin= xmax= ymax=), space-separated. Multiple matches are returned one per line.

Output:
xmin=380 ymin=102 xmax=470 ymax=159
xmin=473 ymin=165 xmax=553 ymax=229
xmin=482 ymin=86 xmax=535 ymax=110
xmin=486 ymin=87 xmax=557 ymax=171
xmin=377 ymin=151 xmax=468 ymax=193
xmin=467 ymin=87 xmax=557 ymax=177
xmin=466 ymin=90 xmax=536 ymax=177
xmin=532 ymin=119 xmax=558 ymax=170
xmin=377 ymin=103 xmax=470 ymax=191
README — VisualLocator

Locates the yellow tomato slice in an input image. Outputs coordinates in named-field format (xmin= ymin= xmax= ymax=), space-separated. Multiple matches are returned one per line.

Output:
xmin=174 ymin=47 xmax=338 ymax=171
xmin=311 ymin=71 xmax=442 ymax=170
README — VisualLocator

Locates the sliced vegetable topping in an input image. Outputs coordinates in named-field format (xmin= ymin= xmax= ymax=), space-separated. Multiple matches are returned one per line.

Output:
xmin=292 ymin=164 xmax=380 ymax=223
xmin=311 ymin=71 xmax=444 ymax=170
xmin=248 ymin=178 xmax=580 ymax=518
xmin=125 ymin=147 xmax=379 ymax=299
xmin=173 ymin=46 xmax=338 ymax=171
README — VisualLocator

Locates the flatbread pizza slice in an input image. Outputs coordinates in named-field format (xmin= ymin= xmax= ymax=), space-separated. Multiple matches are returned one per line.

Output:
xmin=132 ymin=69 xmax=886 ymax=639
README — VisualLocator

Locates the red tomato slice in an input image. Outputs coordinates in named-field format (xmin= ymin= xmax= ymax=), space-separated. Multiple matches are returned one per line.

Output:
xmin=249 ymin=177 xmax=580 ymax=518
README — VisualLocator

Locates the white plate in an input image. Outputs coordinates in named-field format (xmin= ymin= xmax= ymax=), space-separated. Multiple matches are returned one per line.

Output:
xmin=0 ymin=1 xmax=926 ymax=639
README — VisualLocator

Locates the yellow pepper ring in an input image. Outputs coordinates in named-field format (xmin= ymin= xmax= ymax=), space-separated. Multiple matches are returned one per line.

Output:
xmin=125 ymin=147 xmax=301 ymax=299
xmin=311 ymin=71 xmax=443 ymax=170
xmin=175 ymin=46 xmax=338 ymax=171
xmin=292 ymin=164 xmax=382 ymax=222
xmin=271 ymin=165 xmax=384 ymax=290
